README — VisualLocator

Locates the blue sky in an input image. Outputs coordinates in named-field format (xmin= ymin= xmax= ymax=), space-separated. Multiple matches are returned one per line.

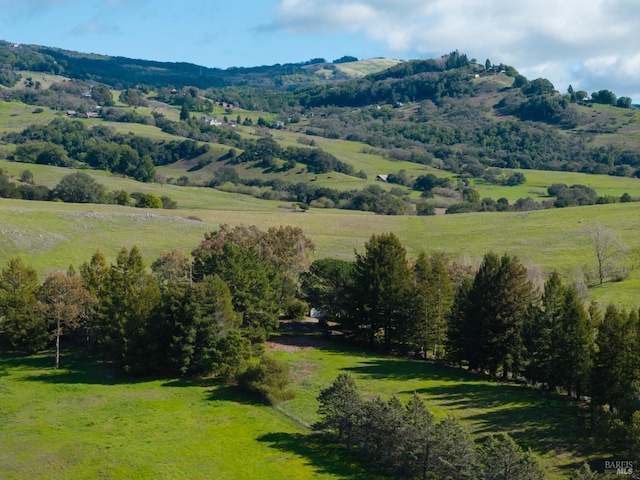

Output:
xmin=1 ymin=0 xmax=639 ymax=101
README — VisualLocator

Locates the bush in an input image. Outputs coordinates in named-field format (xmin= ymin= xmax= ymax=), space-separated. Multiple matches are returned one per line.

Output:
xmin=238 ymin=355 xmax=295 ymax=405
xmin=416 ymin=202 xmax=436 ymax=216
xmin=160 ymin=196 xmax=178 ymax=209
xmin=136 ymin=193 xmax=163 ymax=208
xmin=283 ymin=299 xmax=309 ymax=320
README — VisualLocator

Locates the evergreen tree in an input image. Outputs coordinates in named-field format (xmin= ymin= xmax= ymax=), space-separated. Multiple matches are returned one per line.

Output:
xmin=98 ymin=246 xmax=160 ymax=373
xmin=553 ymin=285 xmax=593 ymax=398
xmin=524 ymin=272 xmax=562 ymax=386
xmin=478 ymin=434 xmax=545 ymax=480
xmin=79 ymin=250 xmax=108 ymax=347
xmin=165 ymin=275 xmax=240 ymax=375
xmin=410 ymin=253 xmax=453 ymax=358
xmin=570 ymin=463 xmax=599 ymax=480
xmin=464 ymin=253 xmax=534 ymax=376
xmin=350 ymin=233 xmax=412 ymax=350
xmin=431 ymin=415 xmax=477 ymax=479
xmin=314 ymin=373 xmax=362 ymax=451
xmin=592 ymin=304 xmax=638 ymax=411
xmin=0 ymin=257 xmax=47 ymax=353
xmin=401 ymin=392 xmax=435 ymax=480
xmin=446 ymin=276 xmax=473 ymax=367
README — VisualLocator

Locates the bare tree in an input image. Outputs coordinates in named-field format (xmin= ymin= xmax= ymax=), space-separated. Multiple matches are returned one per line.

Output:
xmin=39 ymin=271 xmax=93 ymax=368
xmin=587 ymin=225 xmax=626 ymax=285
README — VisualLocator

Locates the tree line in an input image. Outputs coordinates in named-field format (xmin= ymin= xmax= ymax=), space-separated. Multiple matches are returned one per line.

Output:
xmin=4 ymin=119 xmax=210 ymax=182
xmin=1 ymin=226 xmax=638 ymax=461
xmin=301 ymin=232 xmax=640 ymax=462
xmin=0 ymin=225 xmax=313 ymax=379
xmin=0 ymin=168 xmax=176 ymax=208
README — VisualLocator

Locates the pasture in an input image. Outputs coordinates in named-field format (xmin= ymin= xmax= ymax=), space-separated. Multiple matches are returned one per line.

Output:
xmin=0 ymin=337 xmax=607 ymax=479
xmin=0 ymin=350 xmax=371 ymax=480
xmin=0 ymin=186 xmax=638 ymax=305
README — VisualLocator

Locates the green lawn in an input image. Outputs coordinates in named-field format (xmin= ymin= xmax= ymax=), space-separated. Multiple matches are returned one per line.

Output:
xmin=0 ymin=350 xmax=377 ymax=480
xmin=0 ymin=338 xmax=608 ymax=480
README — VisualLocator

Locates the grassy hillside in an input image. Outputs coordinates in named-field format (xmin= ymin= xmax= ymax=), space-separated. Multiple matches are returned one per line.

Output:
xmin=0 ymin=189 xmax=638 ymax=305
xmin=334 ymin=58 xmax=402 ymax=77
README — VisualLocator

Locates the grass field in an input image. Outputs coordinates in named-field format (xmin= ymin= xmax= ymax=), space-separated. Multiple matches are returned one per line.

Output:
xmin=0 ymin=186 xmax=639 ymax=305
xmin=334 ymin=58 xmax=402 ymax=77
xmin=0 ymin=350 xmax=379 ymax=480
xmin=268 ymin=334 xmax=609 ymax=479
xmin=0 ymin=338 xmax=609 ymax=479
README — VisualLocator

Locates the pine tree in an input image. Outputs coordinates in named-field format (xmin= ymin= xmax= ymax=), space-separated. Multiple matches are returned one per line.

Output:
xmin=478 ymin=434 xmax=545 ymax=480
xmin=401 ymin=393 xmax=435 ymax=480
xmin=314 ymin=373 xmax=362 ymax=451
xmin=166 ymin=275 xmax=240 ymax=375
xmin=591 ymin=304 xmax=636 ymax=411
xmin=431 ymin=415 xmax=477 ymax=479
xmin=553 ymin=285 xmax=593 ymax=398
xmin=351 ymin=233 xmax=412 ymax=350
xmin=465 ymin=253 xmax=534 ymax=377
xmin=98 ymin=246 xmax=160 ymax=373
xmin=524 ymin=272 xmax=562 ymax=386
xmin=0 ymin=257 xmax=47 ymax=353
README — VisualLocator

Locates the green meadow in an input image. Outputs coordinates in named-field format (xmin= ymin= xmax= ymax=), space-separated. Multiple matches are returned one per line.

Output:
xmin=1 ymin=175 xmax=639 ymax=305
xmin=269 ymin=336 xmax=606 ymax=479
xmin=0 ymin=351 xmax=371 ymax=480
xmin=0 ymin=338 xmax=607 ymax=480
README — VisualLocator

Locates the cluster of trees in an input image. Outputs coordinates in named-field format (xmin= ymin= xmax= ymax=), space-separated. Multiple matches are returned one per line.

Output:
xmin=301 ymin=232 xmax=640 ymax=460
xmin=313 ymin=373 xmax=545 ymax=480
xmin=233 ymin=136 xmax=356 ymax=175
xmin=5 ymin=119 xmax=211 ymax=182
xmin=0 ymin=225 xmax=313 ymax=378
xmin=0 ymin=169 xmax=176 ymax=208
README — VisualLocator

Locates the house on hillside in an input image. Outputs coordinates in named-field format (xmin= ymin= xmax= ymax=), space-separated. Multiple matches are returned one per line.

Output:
xmin=376 ymin=174 xmax=389 ymax=182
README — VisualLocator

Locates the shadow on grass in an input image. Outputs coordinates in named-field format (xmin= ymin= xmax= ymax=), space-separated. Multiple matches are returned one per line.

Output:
xmin=1 ymin=350 xmax=171 ymax=386
xmin=408 ymin=381 xmax=606 ymax=474
xmin=344 ymin=357 xmax=482 ymax=383
xmin=257 ymin=432 xmax=388 ymax=480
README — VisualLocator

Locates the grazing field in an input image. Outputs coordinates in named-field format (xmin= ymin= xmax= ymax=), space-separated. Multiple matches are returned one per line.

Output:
xmin=0 ymin=351 xmax=377 ymax=480
xmin=268 ymin=334 xmax=609 ymax=479
xmin=333 ymin=58 xmax=402 ymax=77
xmin=0 ymin=339 xmax=608 ymax=480
xmin=0 ymin=190 xmax=638 ymax=305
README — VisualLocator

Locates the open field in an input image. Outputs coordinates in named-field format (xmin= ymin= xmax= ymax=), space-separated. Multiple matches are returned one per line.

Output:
xmin=0 ymin=350 xmax=378 ymax=480
xmin=334 ymin=58 xmax=402 ymax=77
xmin=0 ymin=339 xmax=608 ymax=479
xmin=0 ymin=191 xmax=639 ymax=305
xmin=269 ymin=333 xmax=609 ymax=479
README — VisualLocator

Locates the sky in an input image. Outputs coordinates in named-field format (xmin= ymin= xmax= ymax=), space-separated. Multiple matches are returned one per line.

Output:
xmin=0 ymin=0 xmax=639 ymax=102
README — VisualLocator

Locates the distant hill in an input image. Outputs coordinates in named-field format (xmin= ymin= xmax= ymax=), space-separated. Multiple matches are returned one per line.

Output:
xmin=0 ymin=40 xmax=396 ymax=90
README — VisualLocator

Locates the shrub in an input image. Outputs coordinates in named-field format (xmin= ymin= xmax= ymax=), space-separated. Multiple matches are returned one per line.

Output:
xmin=136 ymin=193 xmax=163 ymax=208
xmin=238 ymin=355 xmax=295 ymax=405
xmin=284 ymin=299 xmax=309 ymax=320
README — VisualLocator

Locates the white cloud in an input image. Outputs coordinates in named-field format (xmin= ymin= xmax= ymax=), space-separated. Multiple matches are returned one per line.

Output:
xmin=71 ymin=21 xmax=120 ymax=36
xmin=274 ymin=0 xmax=640 ymax=100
